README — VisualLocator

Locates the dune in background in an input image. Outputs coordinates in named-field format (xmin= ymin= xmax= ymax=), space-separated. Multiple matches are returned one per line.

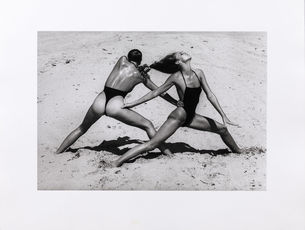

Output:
xmin=38 ymin=32 xmax=266 ymax=190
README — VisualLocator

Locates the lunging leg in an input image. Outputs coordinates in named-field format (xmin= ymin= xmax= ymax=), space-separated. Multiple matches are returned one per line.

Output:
xmin=187 ymin=114 xmax=241 ymax=153
xmin=113 ymin=117 xmax=182 ymax=167
xmin=56 ymin=93 xmax=106 ymax=154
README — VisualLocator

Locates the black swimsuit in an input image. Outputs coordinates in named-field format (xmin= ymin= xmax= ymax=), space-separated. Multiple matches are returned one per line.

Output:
xmin=180 ymin=70 xmax=202 ymax=126
xmin=103 ymin=60 xmax=142 ymax=105
xmin=104 ymin=86 xmax=128 ymax=104
xmin=103 ymin=63 xmax=144 ymax=115
xmin=104 ymin=86 xmax=128 ymax=114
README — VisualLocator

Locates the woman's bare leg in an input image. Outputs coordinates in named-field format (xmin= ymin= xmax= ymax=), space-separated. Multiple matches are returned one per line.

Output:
xmin=106 ymin=98 xmax=173 ymax=155
xmin=186 ymin=114 xmax=241 ymax=153
xmin=55 ymin=93 xmax=106 ymax=154
xmin=113 ymin=115 xmax=182 ymax=167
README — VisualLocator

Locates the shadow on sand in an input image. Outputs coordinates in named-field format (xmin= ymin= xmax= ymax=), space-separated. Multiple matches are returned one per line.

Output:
xmin=68 ymin=136 xmax=230 ymax=161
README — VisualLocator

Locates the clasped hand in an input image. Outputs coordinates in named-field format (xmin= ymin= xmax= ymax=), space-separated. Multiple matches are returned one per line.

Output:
xmin=121 ymin=100 xmax=134 ymax=109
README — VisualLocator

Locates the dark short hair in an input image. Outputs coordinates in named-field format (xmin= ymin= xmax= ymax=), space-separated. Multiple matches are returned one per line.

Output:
xmin=150 ymin=53 xmax=180 ymax=74
xmin=127 ymin=49 xmax=142 ymax=65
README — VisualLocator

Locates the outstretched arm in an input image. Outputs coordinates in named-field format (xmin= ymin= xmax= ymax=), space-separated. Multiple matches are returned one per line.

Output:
xmin=143 ymin=74 xmax=178 ymax=106
xmin=123 ymin=74 xmax=176 ymax=108
xmin=198 ymin=69 xmax=239 ymax=127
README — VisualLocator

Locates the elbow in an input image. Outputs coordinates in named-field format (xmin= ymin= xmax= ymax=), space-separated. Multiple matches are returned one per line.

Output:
xmin=206 ymin=93 xmax=214 ymax=100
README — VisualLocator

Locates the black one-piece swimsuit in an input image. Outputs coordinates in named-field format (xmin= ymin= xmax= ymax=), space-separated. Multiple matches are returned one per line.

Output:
xmin=180 ymin=70 xmax=202 ymax=126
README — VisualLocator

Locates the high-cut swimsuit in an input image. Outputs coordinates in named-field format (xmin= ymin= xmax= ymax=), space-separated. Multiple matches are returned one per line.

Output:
xmin=104 ymin=86 xmax=128 ymax=115
xmin=179 ymin=70 xmax=202 ymax=126
xmin=103 ymin=62 xmax=145 ymax=114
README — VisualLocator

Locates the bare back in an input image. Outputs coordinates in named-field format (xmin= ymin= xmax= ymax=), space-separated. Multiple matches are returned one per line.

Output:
xmin=104 ymin=56 xmax=143 ymax=92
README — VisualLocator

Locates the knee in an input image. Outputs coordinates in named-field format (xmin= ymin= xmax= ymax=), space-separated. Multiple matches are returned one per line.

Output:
xmin=145 ymin=140 xmax=159 ymax=151
xmin=142 ymin=120 xmax=154 ymax=132
xmin=217 ymin=125 xmax=228 ymax=135
xmin=79 ymin=123 xmax=90 ymax=133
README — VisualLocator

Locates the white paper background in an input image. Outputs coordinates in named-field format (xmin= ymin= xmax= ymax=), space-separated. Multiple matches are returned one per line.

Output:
xmin=0 ymin=0 xmax=304 ymax=229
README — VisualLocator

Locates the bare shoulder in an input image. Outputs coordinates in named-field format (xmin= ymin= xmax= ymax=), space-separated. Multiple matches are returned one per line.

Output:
xmin=119 ymin=56 xmax=128 ymax=62
xmin=193 ymin=68 xmax=205 ymax=78
xmin=172 ymin=71 xmax=182 ymax=79
xmin=117 ymin=56 xmax=131 ymax=69
xmin=168 ymin=71 xmax=181 ymax=83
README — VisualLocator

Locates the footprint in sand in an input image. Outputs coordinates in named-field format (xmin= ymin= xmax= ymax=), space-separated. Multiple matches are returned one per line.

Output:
xmin=98 ymin=160 xmax=113 ymax=169
xmin=242 ymin=146 xmax=266 ymax=154
xmin=67 ymin=153 xmax=80 ymax=161
xmin=65 ymin=59 xmax=74 ymax=64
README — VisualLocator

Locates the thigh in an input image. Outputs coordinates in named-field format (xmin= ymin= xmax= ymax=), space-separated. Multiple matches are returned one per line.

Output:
xmin=81 ymin=92 xmax=106 ymax=125
xmin=91 ymin=92 xmax=107 ymax=115
xmin=149 ymin=117 xmax=182 ymax=144
xmin=186 ymin=114 xmax=224 ymax=132
xmin=106 ymin=97 xmax=152 ymax=128
xmin=168 ymin=107 xmax=187 ymax=124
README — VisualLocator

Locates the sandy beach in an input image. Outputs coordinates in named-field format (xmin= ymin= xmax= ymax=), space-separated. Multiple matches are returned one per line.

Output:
xmin=37 ymin=32 xmax=266 ymax=190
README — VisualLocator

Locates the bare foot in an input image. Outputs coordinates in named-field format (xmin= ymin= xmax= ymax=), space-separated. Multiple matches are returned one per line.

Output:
xmin=55 ymin=147 xmax=69 ymax=154
xmin=161 ymin=147 xmax=173 ymax=156
xmin=55 ymin=150 xmax=63 ymax=154
xmin=235 ymin=147 xmax=242 ymax=154
xmin=163 ymin=151 xmax=174 ymax=158
xmin=111 ymin=160 xmax=122 ymax=167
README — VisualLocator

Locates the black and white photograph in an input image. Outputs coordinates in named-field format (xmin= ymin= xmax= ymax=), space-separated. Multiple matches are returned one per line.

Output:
xmin=1 ymin=0 xmax=305 ymax=229
xmin=38 ymin=32 xmax=266 ymax=190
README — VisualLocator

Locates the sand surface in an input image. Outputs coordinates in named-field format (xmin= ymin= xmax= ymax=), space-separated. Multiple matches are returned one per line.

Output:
xmin=38 ymin=32 xmax=266 ymax=190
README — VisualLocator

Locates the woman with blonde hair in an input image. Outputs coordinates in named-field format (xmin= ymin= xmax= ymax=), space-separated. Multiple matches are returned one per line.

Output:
xmin=112 ymin=51 xmax=241 ymax=167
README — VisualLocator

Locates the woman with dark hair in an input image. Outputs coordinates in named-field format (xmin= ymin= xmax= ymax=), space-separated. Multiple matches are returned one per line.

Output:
xmin=112 ymin=51 xmax=241 ymax=167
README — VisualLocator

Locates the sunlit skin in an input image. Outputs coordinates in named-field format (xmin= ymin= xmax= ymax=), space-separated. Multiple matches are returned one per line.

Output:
xmin=56 ymin=54 xmax=178 ymax=155
xmin=111 ymin=51 xmax=241 ymax=167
